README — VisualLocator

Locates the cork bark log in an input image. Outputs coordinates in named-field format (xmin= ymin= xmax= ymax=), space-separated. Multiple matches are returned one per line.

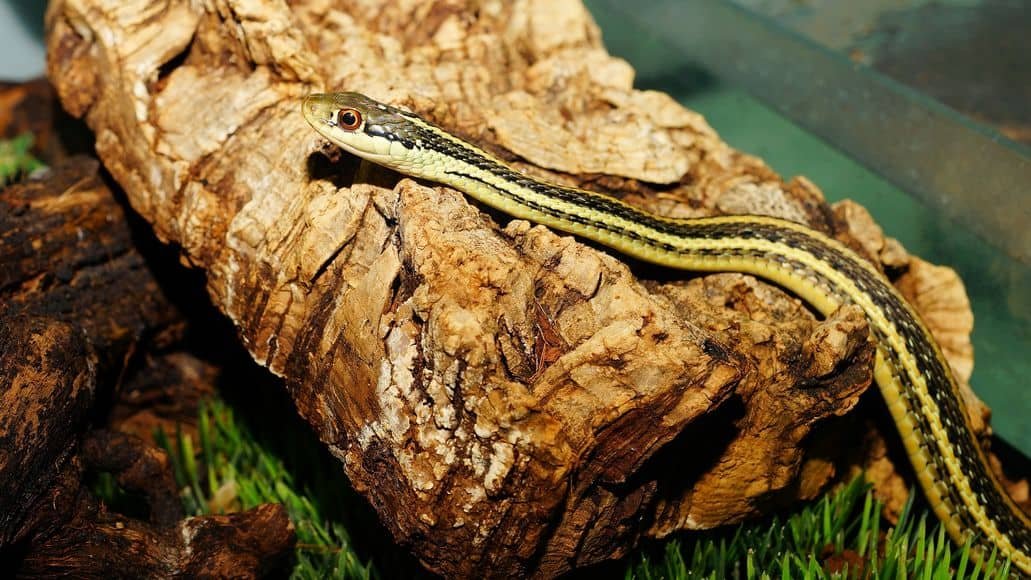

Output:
xmin=41 ymin=0 xmax=1010 ymax=577
xmin=0 ymin=81 xmax=295 ymax=576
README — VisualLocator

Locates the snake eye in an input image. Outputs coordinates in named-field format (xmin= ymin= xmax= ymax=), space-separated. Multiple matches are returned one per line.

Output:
xmin=337 ymin=108 xmax=362 ymax=130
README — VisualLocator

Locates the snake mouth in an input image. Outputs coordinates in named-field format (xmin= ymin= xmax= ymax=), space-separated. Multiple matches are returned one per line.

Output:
xmin=302 ymin=94 xmax=337 ymax=128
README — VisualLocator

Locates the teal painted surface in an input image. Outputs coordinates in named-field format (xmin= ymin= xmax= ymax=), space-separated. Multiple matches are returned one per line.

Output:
xmin=586 ymin=0 xmax=1030 ymax=454
xmin=0 ymin=0 xmax=45 ymax=80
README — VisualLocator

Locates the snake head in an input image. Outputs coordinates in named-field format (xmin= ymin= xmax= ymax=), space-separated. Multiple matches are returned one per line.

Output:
xmin=302 ymin=92 xmax=426 ymax=165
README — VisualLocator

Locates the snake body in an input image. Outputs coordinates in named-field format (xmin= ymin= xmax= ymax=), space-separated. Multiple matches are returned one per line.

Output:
xmin=302 ymin=92 xmax=1030 ymax=574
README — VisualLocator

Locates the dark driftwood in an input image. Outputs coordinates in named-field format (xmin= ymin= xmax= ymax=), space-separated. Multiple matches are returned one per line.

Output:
xmin=13 ymin=427 xmax=291 ymax=578
xmin=0 ymin=84 xmax=294 ymax=576
xmin=1 ymin=155 xmax=175 ymax=546
xmin=0 ymin=314 xmax=95 ymax=547
xmin=40 ymin=1 xmax=1022 ymax=577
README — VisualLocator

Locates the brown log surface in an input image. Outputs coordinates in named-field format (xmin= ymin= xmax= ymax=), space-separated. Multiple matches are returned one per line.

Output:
xmin=0 ymin=314 xmax=94 ymax=546
xmin=0 ymin=92 xmax=295 ymax=576
xmin=0 ymin=156 xmax=176 ymax=546
xmin=16 ymin=429 xmax=294 ymax=579
xmin=42 ymin=1 xmax=992 ymax=577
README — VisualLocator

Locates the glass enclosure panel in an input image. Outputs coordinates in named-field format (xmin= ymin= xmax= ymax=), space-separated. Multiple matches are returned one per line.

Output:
xmin=0 ymin=1 xmax=44 ymax=81
xmin=734 ymin=0 xmax=1031 ymax=147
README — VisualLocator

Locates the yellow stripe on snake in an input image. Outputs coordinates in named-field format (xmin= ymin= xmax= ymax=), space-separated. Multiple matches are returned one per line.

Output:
xmin=302 ymin=92 xmax=1031 ymax=575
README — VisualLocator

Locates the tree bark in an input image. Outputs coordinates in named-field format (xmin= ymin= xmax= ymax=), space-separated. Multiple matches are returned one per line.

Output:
xmin=0 ymin=85 xmax=294 ymax=576
xmin=41 ymin=0 xmax=1005 ymax=577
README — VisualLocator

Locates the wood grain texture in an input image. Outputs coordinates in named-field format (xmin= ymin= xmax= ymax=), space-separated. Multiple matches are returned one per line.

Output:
xmin=41 ymin=1 xmax=995 ymax=576
xmin=0 ymin=86 xmax=295 ymax=576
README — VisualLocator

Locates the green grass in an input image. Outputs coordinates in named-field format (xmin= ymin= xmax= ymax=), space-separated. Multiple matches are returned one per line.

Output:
xmin=155 ymin=399 xmax=376 ymax=579
xmin=0 ymin=133 xmax=45 ymax=186
xmin=626 ymin=478 xmax=1009 ymax=580
xmin=129 ymin=395 xmax=1012 ymax=579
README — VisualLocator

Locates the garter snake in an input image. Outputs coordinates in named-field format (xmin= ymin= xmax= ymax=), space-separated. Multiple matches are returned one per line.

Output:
xmin=302 ymin=91 xmax=1031 ymax=575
